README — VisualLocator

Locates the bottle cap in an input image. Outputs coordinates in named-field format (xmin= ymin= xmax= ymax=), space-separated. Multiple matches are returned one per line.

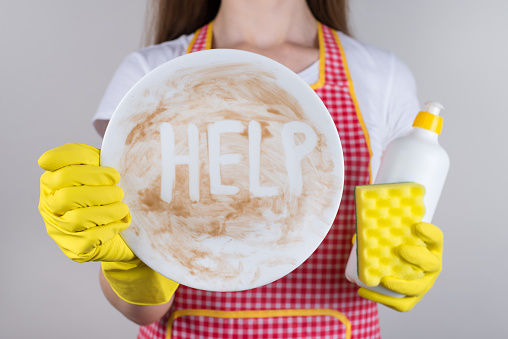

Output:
xmin=413 ymin=101 xmax=444 ymax=134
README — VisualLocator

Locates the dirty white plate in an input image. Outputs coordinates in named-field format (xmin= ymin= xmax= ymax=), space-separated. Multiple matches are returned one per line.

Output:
xmin=101 ymin=49 xmax=344 ymax=291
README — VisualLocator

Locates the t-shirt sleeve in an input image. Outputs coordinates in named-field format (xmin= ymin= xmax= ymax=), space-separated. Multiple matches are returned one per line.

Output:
xmin=92 ymin=52 xmax=150 ymax=137
xmin=382 ymin=54 xmax=421 ymax=149
xmin=340 ymin=31 xmax=422 ymax=178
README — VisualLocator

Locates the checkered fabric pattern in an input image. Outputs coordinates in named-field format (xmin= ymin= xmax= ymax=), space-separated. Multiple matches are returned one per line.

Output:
xmin=138 ymin=23 xmax=380 ymax=339
xmin=188 ymin=25 xmax=208 ymax=53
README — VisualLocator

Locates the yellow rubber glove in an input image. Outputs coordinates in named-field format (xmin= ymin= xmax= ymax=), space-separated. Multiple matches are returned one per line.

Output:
xmin=39 ymin=143 xmax=178 ymax=305
xmin=358 ymin=222 xmax=443 ymax=312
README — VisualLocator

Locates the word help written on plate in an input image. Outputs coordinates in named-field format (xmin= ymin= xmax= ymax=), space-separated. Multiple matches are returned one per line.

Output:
xmin=160 ymin=120 xmax=317 ymax=203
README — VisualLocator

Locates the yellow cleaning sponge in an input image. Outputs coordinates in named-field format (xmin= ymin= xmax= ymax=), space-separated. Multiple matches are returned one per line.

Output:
xmin=355 ymin=182 xmax=426 ymax=287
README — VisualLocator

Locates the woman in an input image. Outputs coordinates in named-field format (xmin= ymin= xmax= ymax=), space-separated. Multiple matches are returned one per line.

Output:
xmin=38 ymin=1 xmax=443 ymax=338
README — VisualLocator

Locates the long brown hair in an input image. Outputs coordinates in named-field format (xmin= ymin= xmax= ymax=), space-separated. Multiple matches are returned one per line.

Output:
xmin=144 ymin=0 xmax=350 ymax=46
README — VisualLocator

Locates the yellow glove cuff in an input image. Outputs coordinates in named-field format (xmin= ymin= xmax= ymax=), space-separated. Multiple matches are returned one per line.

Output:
xmin=102 ymin=260 xmax=179 ymax=305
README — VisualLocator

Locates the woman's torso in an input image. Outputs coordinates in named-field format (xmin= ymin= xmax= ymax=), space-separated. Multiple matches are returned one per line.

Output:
xmin=94 ymin=23 xmax=420 ymax=339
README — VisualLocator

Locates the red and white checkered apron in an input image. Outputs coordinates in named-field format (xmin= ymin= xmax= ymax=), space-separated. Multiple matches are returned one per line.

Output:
xmin=138 ymin=22 xmax=380 ymax=339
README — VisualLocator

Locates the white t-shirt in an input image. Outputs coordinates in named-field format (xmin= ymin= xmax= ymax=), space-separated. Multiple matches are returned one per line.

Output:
xmin=93 ymin=31 xmax=420 ymax=179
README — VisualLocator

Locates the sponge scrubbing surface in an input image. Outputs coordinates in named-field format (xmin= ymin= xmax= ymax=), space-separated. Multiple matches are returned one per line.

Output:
xmin=355 ymin=183 xmax=426 ymax=287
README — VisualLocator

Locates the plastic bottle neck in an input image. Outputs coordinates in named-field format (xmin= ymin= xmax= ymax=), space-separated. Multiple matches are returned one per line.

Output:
xmin=410 ymin=126 xmax=439 ymax=142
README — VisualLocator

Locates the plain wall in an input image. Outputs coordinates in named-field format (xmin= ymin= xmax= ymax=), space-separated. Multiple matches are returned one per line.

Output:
xmin=2 ymin=1 xmax=507 ymax=338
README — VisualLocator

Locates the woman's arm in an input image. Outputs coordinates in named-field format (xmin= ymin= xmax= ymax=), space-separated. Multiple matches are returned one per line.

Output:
xmin=99 ymin=269 xmax=174 ymax=326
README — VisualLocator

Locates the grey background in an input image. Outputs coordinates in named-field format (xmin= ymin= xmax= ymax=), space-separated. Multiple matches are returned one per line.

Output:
xmin=1 ymin=0 xmax=507 ymax=338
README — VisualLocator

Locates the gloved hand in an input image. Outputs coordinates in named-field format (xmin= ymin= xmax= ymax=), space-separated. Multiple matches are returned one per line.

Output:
xmin=39 ymin=143 xmax=132 ymax=262
xmin=358 ymin=222 xmax=443 ymax=312
xmin=39 ymin=143 xmax=178 ymax=305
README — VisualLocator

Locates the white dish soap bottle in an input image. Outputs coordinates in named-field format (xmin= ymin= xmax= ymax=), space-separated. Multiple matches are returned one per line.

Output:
xmin=345 ymin=101 xmax=450 ymax=297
